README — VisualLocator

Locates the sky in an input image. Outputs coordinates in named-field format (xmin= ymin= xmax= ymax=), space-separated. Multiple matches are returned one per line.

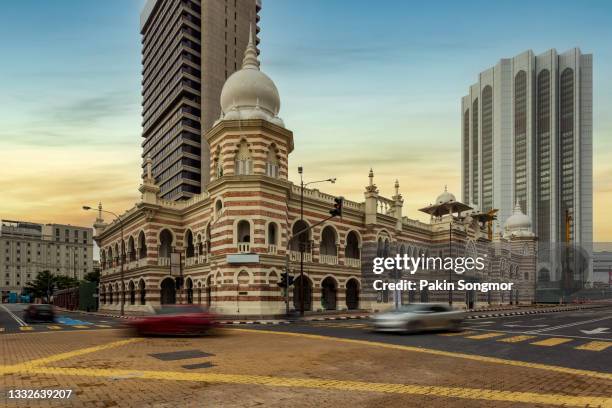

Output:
xmin=0 ymin=0 xmax=611 ymax=241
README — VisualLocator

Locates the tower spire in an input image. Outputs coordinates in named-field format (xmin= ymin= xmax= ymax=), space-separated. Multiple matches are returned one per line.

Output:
xmin=242 ymin=24 xmax=260 ymax=70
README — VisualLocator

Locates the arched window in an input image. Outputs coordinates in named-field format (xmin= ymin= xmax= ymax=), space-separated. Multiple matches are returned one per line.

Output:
xmin=345 ymin=231 xmax=360 ymax=259
xmin=237 ymin=220 xmax=251 ymax=243
xmin=128 ymin=236 xmax=136 ymax=262
xmin=376 ymin=238 xmax=383 ymax=257
xmin=235 ymin=140 xmax=252 ymax=175
xmin=538 ymin=268 xmax=550 ymax=282
xmin=383 ymin=239 xmax=390 ymax=258
xmin=514 ymin=70 xmax=528 ymax=214
xmin=185 ymin=230 xmax=195 ymax=258
xmin=138 ymin=231 xmax=147 ymax=259
xmin=159 ymin=229 xmax=173 ymax=258
xmin=266 ymin=147 xmax=279 ymax=178
xmin=290 ymin=220 xmax=310 ymax=252
xmin=186 ymin=278 xmax=193 ymax=304
xmin=472 ymin=97 xmax=479 ymax=205
xmin=139 ymin=279 xmax=146 ymax=305
xmin=560 ymin=68 xmax=574 ymax=241
xmin=267 ymin=222 xmax=278 ymax=246
xmin=100 ymin=250 xmax=106 ymax=269
xmin=537 ymin=69 xmax=551 ymax=244
xmin=481 ymin=85 xmax=493 ymax=211
xmin=214 ymin=147 xmax=223 ymax=179
xmin=129 ymin=281 xmax=135 ymax=305
xmin=320 ymin=226 xmax=337 ymax=256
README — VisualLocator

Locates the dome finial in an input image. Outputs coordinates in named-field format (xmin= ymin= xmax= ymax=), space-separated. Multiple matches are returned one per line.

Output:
xmin=242 ymin=23 xmax=260 ymax=70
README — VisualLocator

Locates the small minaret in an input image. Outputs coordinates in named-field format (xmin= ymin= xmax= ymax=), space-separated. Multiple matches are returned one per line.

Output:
xmin=392 ymin=179 xmax=404 ymax=230
xmin=93 ymin=202 xmax=107 ymax=236
xmin=364 ymin=169 xmax=379 ymax=225
xmin=139 ymin=154 xmax=160 ymax=204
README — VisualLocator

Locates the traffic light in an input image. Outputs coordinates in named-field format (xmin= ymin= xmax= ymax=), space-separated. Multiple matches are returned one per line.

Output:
xmin=277 ymin=272 xmax=295 ymax=287
xmin=330 ymin=196 xmax=344 ymax=217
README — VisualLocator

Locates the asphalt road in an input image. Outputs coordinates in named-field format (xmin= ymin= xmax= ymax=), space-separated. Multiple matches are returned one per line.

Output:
xmin=0 ymin=303 xmax=123 ymax=333
xmin=238 ymin=306 xmax=612 ymax=373
xmin=2 ymin=304 xmax=610 ymax=373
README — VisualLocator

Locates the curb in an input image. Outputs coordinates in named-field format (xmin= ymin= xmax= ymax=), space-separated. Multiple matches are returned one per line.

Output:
xmin=219 ymin=320 xmax=291 ymax=325
xmin=465 ymin=305 xmax=604 ymax=320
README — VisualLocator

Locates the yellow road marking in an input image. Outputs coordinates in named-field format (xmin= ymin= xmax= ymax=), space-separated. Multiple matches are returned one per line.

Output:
xmin=7 ymin=366 xmax=611 ymax=408
xmin=0 ymin=338 xmax=141 ymax=374
xmin=71 ymin=325 xmax=89 ymax=329
xmin=575 ymin=341 xmax=612 ymax=352
xmin=95 ymin=324 xmax=112 ymax=328
xmin=0 ymin=327 xmax=4 ymax=332
xmin=19 ymin=326 xmax=33 ymax=331
xmin=231 ymin=328 xmax=612 ymax=381
xmin=466 ymin=332 xmax=505 ymax=340
xmin=47 ymin=326 xmax=62 ymax=330
xmin=531 ymin=338 xmax=573 ymax=347
xmin=497 ymin=335 xmax=536 ymax=343
xmin=438 ymin=331 xmax=476 ymax=337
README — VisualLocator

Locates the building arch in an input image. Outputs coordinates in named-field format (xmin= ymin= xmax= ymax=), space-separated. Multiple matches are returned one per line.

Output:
xmin=267 ymin=269 xmax=279 ymax=285
xmin=538 ymin=267 xmax=550 ymax=282
xmin=185 ymin=277 xmax=194 ymax=304
xmin=138 ymin=278 xmax=146 ymax=305
xmin=345 ymin=230 xmax=361 ymax=259
xmin=128 ymin=280 xmax=136 ymax=305
xmin=266 ymin=221 xmax=279 ymax=246
xmin=290 ymin=219 xmax=311 ymax=252
xmin=235 ymin=219 xmax=253 ymax=245
xmin=128 ymin=236 xmax=136 ymax=262
xmin=185 ymin=229 xmax=195 ymax=258
xmin=235 ymin=269 xmax=252 ymax=285
xmin=293 ymin=275 xmax=313 ymax=311
xmin=345 ymin=278 xmax=360 ymax=310
xmin=265 ymin=143 xmax=280 ymax=178
xmin=319 ymin=225 xmax=338 ymax=257
xmin=234 ymin=138 xmax=253 ymax=175
xmin=138 ymin=230 xmax=147 ymax=259
xmin=160 ymin=277 xmax=176 ymax=305
xmin=158 ymin=229 xmax=174 ymax=258
xmin=321 ymin=276 xmax=338 ymax=310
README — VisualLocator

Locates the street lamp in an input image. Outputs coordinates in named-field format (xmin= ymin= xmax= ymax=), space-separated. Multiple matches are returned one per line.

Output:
xmin=83 ymin=205 xmax=125 ymax=317
xmin=296 ymin=167 xmax=336 ymax=316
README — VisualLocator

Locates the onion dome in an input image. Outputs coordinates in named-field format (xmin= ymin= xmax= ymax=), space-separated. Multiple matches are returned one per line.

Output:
xmin=217 ymin=26 xmax=284 ymax=127
xmin=504 ymin=201 xmax=533 ymax=237
xmin=435 ymin=185 xmax=456 ymax=205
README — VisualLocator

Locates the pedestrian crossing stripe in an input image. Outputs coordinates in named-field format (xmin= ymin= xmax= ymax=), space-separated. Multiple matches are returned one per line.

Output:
xmin=497 ymin=335 xmax=536 ymax=343
xmin=96 ymin=324 xmax=112 ymax=328
xmin=19 ymin=326 xmax=33 ymax=331
xmin=531 ymin=337 xmax=572 ymax=347
xmin=575 ymin=341 xmax=612 ymax=352
xmin=47 ymin=326 xmax=62 ymax=330
xmin=466 ymin=332 xmax=505 ymax=340
xmin=438 ymin=331 xmax=476 ymax=337
xmin=72 ymin=325 xmax=89 ymax=329
xmin=0 ymin=327 xmax=4 ymax=332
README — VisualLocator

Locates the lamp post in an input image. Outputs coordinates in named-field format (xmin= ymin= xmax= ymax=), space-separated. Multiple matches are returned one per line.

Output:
xmin=83 ymin=205 xmax=125 ymax=317
xmin=297 ymin=166 xmax=336 ymax=316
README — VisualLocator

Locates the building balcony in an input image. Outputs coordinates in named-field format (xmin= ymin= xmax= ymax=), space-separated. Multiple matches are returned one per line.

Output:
xmin=185 ymin=256 xmax=197 ymax=267
xmin=197 ymin=254 xmax=208 ymax=264
xmin=345 ymin=258 xmax=361 ymax=268
xmin=267 ymin=244 xmax=277 ymax=255
xmin=290 ymin=251 xmax=312 ymax=263
xmin=158 ymin=257 xmax=171 ymax=266
xmin=319 ymin=254 xmax=338 ymax=265
xmin=237 ymin=243 xmax=250 ymax=253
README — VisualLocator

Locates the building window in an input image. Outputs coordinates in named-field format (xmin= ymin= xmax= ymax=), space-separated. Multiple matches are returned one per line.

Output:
xmin=235 ymin=140 xmax=252 ymax=175
xmin=514 ymin=70 xmax=528 ymax=214
xmin=463 ymin=108 xmax=470 ymax=201
xmin=471 ymin=98 xmax=479 ymax=205
xmin=560 ymin=68 xmax=575 ymax=242
xmin=481 ymin=86 xmax=493 ymax=211
xmin=266 ymin=147 xmax=279 ymax=178
xmin=537 ymin=69 xmax=551 ymax=245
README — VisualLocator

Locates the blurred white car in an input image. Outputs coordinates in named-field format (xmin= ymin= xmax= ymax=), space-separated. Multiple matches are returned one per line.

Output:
xmin=371 ymin=303 xmax=465 ymax=333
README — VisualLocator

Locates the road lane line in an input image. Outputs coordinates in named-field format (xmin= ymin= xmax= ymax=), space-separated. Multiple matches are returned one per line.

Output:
xmin=465 ymin=332 xmax=505 ymax=340
xmin=72 ymin=325 xmax=89 ymax=329
xmin=497 ymin=335 xmax=536 ymax=343
xmin=531 ymin=338 xmax=573 ymax=347
xmin=19 ymin=326 xmax=33 ymax=331
xmin=231 ymin=328 xmax=612 ymax=380
xmin=0 ymin=304 xmax=27 ymax=326
xmin=95 ymin=324 xmax=112 ymax=328
xmin=526 ymin=316 xmax=612 ymax=334
xmin=1 ymin=338 xmax=142 ymax=372
xmin=47 ymin=326 xmax=62 ymax=330
xmin=6 ymin=366 xmax=611 ymax=407
xmin=575 ymin=341 xmax=612 ymax=352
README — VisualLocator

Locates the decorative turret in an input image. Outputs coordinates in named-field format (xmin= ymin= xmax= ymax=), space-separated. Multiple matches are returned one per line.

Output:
xmin=392 ymin=180 xmax=403 ymax=230
xmin=364 ymin=169 xmax=379 ymax=225
xmin=139 ymin=154 xmax=160 ymax=204
xmin=93 ymin=202 xmax=107 ymax=236
xmin=504 ymin=201 xmax=534 ymax=238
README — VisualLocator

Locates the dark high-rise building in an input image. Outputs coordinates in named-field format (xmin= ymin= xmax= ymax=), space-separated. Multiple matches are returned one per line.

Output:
xmin=140 ymin=0 xmax=261 ymax=200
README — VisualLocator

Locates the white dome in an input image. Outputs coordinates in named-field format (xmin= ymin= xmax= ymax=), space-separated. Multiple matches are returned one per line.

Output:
xmin=217 ymin=28 xmax=284 ymax=127
xmin=435 ymin=186 xmax=456 ymax=205
xmin=504 ymin=202 xmax=533 ymax=237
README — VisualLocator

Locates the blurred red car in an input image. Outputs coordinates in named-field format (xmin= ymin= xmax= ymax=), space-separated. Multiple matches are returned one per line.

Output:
xmin=127 ymin=305 xmax=219 ymax=336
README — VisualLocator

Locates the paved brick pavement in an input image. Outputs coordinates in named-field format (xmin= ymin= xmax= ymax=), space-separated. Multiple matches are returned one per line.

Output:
xmin=1 ymin=328 xmax=610 ymax=407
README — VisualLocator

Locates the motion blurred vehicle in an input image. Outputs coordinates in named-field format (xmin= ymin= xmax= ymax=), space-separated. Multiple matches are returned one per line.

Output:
xmin=23 ymin=304 xmax=55 ymax=323
xmin=371 ymin=303 xmax=464 ymax=333
xmin=127 ymin=305 xmax=218 ymax=336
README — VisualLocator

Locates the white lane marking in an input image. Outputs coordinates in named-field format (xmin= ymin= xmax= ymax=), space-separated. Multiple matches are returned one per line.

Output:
xmin=0 ymin=304 xmax=27 ymax=326
xmin=580 ymin=327 xmax=609 ymax=335
xmin=505 ymin=324 xmax=548 ymax=328
xmin=526 ymin=316 xmax=612 ymax=334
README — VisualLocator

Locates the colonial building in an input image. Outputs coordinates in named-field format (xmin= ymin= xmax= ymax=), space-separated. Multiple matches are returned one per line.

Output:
xmin=94 ymin=33 xmax=537 ymax=316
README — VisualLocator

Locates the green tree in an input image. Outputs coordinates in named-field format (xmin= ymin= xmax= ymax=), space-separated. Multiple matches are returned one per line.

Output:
xmin=54 ymin=275 xmax=80 ymax=290
xmin=83 ymin=269 xmax=100 ymax=285
xmin=24 ymin=270 xmax=55 ymax=302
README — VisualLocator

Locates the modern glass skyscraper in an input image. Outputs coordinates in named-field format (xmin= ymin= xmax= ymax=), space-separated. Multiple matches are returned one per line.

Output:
xmin=140 ymin=0 xmax=261 ymax=201
xmin=461 ymin=48 xmax=593 ymax=284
